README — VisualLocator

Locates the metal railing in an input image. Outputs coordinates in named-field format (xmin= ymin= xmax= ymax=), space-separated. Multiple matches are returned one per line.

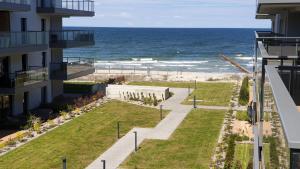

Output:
xmin=50 ymin=57 xmax=94 ymax=79
xmin=36 ymin=0 xmax=94 ymax=12
xmin=50 ymin=30 xmax=94 ymax=44
xmin=254 ymin=31 xmax=300 ymax=169
xmin=0 ymin=66 xmax=48 ymax=88
xmin=0 ymin=0 xmax=30 ymax=5
xmin=256 ymin=31 xmax=300 ymax=58
xmin=0 ymin=31 xmax=48 ymax=49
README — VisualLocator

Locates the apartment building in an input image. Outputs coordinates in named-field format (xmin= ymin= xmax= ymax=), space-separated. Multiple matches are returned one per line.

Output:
xmin=0 ymin=0 xmax=95 ymax=120
xmin=254 ymin=0 xmax=300 ymax=168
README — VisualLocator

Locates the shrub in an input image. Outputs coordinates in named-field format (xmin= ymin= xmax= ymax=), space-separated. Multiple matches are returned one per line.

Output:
xmin=6 ymin=138 xmax=16 ymax=146
xmin=15 ymin=131 xmax=26 ymax=142
xmin=234 ymin=160 xmax=243 ymax=169
xmin=246 ymin=161 xmax=253 ymax=169
xmin=33 ymin=119 xmax=42 ymax=134
xmin=265 ymin=137 xmax=279 ymax=168
xmin=60 ymin=111 xmax=68 ymax=120
xmin=239 ymin=77 xmax=249 ymax=106
xmin=0 ymin=142 xmax=7 ymax=150
xmin=224 ymin=135 xmax=237 ymax=169
xmin=153 ymin=98 xmax=158 ymax=106
xmin=236 ymin=111 xmax=249 ymax=121
xmin=47 ymin=119 xmax=56 ymax=129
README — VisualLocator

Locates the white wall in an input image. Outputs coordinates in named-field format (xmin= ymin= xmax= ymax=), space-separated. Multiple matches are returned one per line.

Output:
xmin=106 ymin=85 xmax=170 ymax=101
xmin=28 ymin=88 xmax=42 ymax=109
xmin=10 ymin=1 xmax=51 ymax=31
xmin=8 ymin=1 xmax=55 ymax=115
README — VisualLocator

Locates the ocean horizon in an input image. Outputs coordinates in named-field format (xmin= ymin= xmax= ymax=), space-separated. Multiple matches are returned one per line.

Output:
xmin=64 ymin=27 xmax=266 ymax=73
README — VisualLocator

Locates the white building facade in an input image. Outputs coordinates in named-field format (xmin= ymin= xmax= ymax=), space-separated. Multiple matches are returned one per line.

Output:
xmin=0 ymin=0 xmax=95 ymax=119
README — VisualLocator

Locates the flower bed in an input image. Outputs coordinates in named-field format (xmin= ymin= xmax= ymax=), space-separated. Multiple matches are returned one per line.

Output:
xmin=0 ymin=93 xmax=107 ymax=156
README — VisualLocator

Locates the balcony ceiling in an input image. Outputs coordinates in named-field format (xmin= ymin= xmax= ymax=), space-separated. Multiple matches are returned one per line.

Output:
xmin=255 ymin=14 xmax=275 ymax=19
xmin=257 ymin=0 xmax=300 ymax=14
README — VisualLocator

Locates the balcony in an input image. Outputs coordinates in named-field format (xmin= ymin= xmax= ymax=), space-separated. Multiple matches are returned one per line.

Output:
xmin=0 ymin=67 xmax=48 ymax=94
xmin=256 ymin=31 xmax=300 ymax=58
xmin=50 ymin=57 xmax=95 ymax=80
xmin=0 ymin=0 xmax=30 ymax=11
xmin=36 ymin=0 xmax=94 ymax=17
xmin=254 ymin=33 xmax=300 ymax=169
xmin=257 ymin=0 xmax=300 ymax=14
xmin=0 ymin=31 xmax=49 ymax=57
xmin=49 ymin=30 xmax=94 ymax=48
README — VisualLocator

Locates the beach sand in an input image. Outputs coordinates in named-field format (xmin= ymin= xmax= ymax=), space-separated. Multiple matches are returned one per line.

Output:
xmin=75 ymin=69 xmax=246 ymax=82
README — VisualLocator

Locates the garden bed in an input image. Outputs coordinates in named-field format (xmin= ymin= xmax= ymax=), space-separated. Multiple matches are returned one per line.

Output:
xmin=0 ymin=101 xmax=168 ymax=169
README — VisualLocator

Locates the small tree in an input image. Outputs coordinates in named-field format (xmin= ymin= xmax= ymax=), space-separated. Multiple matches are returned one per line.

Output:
xmin=239 ymin=76 xmax=249 ymax=105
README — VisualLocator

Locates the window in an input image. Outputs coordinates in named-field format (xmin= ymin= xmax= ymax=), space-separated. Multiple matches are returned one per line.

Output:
xmin=42 ymin=52 xmax=47 ymax=67
xmin=41 ymin=19 xmax=46 ymax=31
xmin=21 ymin=18 xmax=27 ymax=32
xmin=0 ymin=95 xmax=12 ymax=118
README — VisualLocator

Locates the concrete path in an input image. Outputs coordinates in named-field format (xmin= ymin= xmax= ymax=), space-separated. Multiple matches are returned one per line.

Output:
xmin=86 ymin=88 xmax=228 ymax=169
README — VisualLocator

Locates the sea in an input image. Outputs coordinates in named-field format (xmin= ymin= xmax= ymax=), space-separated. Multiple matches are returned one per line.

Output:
xmin=64 ymin=27 xmax=265 ymax=73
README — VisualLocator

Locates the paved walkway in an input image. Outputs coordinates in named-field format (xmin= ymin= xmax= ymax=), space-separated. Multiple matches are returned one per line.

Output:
xmin=86 ymin=88 xmax=228 ymax=169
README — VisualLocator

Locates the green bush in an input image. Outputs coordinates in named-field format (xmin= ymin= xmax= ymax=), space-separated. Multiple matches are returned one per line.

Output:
xmin=224 ymin=135 xmax=237 ymax=169
xmin=236 ymin=111 xmax=249 ymax=121
xmin=234 ymin=160 xmax=243 ymax=169
xmin=264 ymin=137 xmax=279 ymax=169
xmin=239 ymin=77 xmax=249 ymax=106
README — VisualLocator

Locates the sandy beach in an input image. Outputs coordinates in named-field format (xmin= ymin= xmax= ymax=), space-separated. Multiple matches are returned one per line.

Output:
xmin=75 ymin=68 xmax=247 ymax=82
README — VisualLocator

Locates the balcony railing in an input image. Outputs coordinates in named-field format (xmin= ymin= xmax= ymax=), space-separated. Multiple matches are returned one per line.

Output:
xmin=256 ymin=31 xmax=300 ymax=58
xmin=0 ymin=31 xmax=48 ymax=54
xmin=0 ymin=0 xmax=31 ymax=11
xmin=36 ymin=0 xmax=94 ymax=16
xmin=254 ymin=33 xmax=300 ymax=169
xmin=0 ymin=0 xmax=30 ymax=5
xmin=50 ymin=30 xmax=94 ymax=48
xmin=50 ymin=57 xmax=95 ymax=80
xmin=0 ymin=66 xmax=48 ymax=89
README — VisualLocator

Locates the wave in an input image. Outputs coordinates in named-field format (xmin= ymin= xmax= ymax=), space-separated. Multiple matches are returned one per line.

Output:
xmin=235 ymin=56 xmax=253 ymax=60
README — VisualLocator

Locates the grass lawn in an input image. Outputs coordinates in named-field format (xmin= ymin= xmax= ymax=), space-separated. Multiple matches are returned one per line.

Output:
xmin=236 ymin=111 xmax=249 ymax=121
xmin=233 ymin=144 xmax=253 ymax=169
xmin=128 ymin=81 xmax=234 ymax=106
xmin=120 ymin=109 xmax=225 ymax=169
xmin=0 ymin=101 xmax=168 ymax=169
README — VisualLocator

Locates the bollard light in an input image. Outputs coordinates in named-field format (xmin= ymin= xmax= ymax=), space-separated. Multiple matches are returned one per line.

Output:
xmin=62 ymin=157 xmax=67 ymax=169
xmin=101 ymin=160 xmax=106 ymax=169
xmin=134 ymin=131 xmax=138 ymax=152
xmin=194 ymin=95 xmax=196 ymax=109
xmin=117 ymin=121 xmax=120 ymax=139
xmin=160 ymin=105 xmax=163 ymax=120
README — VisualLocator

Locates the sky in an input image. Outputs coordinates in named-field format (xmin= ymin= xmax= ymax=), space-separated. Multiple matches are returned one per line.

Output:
xmin=63 ymin=0 xmax=271 ymax=28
